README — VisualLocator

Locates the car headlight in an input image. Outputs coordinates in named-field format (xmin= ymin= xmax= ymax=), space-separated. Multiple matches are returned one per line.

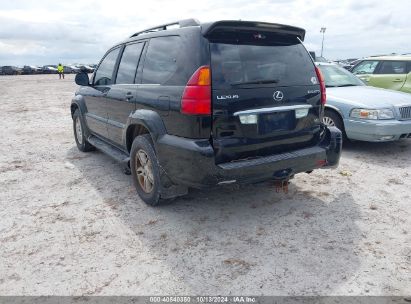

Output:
xmin=350 ymin=108 xmax=394 ymax=120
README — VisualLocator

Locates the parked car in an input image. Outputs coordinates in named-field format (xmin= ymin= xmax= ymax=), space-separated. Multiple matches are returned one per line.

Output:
xmin=1 ymin=66 xmax=21 ymax=75
xmin=77 ymin=65 xmax=94 ymax=73
xmin=69 ymin=65 xmax=81 ymax=73
xmin=42 ymin=65 xmax=58 ymax=74
xmin=350 ymin=56 xmax=411 ymax=93
xmin=317 ymin=62 xmax=411 ymax=142
xmin=63 ymin=66 xmax=80 ymax=74
xmin=22 ymin=65 xmax=42 ymax=74
xmin=71 ymin=19 xmax=342 ymax=205
xmin=341 ymin=59 xmax=361 ymax=70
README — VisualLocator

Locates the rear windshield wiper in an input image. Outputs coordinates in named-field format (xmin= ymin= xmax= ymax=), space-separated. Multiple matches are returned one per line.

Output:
xmin=231 ymin=79 xmax=279 ymax=86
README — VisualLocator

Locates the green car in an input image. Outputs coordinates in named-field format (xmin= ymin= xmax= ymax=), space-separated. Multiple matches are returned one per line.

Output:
xmin=351 ymin=56 xmax=411 ymax=93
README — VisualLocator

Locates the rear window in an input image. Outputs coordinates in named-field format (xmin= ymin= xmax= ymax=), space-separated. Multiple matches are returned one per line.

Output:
xmin=142 ymin=36 xmax=181 ymax=85
xmin=210 ymin=40 xmax=316 ymax=89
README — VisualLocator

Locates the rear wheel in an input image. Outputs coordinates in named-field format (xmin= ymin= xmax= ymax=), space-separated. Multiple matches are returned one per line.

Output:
xmin=73 ymin=109 xmax=94 ymax=152
xmin=130 ymin=134 xmax=162 ymax=206
xmin=323 ymin=109 xmax=347 ymax=140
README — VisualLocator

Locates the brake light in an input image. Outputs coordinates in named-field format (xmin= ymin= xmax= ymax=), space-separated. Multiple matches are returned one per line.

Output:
xmin=181 ymin=66 xmax=211 ymax=115
xmin=315 ymin=66 xmax=326 ymax=105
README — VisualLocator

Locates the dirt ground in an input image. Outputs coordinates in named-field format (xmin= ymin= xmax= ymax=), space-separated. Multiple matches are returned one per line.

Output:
xmin=0 ymin=74 xmax=410 ymax=296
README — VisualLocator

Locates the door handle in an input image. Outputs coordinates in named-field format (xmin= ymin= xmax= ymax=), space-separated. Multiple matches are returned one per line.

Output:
xmin=393 ymin=79 xmax=403 ymax=82
xmin=125 ymin=92 xmax=134 ymax=101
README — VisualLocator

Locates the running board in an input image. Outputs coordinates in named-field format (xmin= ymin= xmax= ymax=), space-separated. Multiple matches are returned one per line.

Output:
xmin=87 ymin=135 xmax=130 ymax=165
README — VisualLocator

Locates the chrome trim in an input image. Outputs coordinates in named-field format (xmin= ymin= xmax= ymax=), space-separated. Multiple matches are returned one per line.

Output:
xmin=233 ymin=105 xmax=312 ymax=116
xmin=399 ymin=106 xmax=411 ymax=120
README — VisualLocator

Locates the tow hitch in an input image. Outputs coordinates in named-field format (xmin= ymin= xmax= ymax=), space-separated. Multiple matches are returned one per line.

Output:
xmin=274 ymin=180 xmax=289 ymax=193
xmin=273 ymin=168 xmax=292 ymax=193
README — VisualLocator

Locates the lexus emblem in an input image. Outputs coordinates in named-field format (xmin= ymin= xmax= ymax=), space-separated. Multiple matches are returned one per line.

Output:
xmin=273 ymin=91 xmax=284 ymax=102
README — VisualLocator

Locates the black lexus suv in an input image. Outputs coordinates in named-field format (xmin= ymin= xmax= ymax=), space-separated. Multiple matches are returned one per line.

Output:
xmin=71 ymin=19 xmax=342 ymax=205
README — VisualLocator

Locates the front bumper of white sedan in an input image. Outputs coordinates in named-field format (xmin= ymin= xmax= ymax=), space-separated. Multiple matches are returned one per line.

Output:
xmin=344 ymin=118 xmax=411 ymax=142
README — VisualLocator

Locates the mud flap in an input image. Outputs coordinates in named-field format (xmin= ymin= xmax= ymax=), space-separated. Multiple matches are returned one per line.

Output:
xmin=159 ymin=164 xmax=188 ymax=199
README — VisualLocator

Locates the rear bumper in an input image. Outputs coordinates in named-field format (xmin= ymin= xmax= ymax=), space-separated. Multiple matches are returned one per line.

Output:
xmin=344 ymin=118 xmax=411 ymax=142
xmin=156 ymin=126 xmax=342 ymax=188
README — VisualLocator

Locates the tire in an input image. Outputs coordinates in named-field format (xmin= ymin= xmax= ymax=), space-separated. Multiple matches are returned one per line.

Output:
xmin=130 ymin=134 xmax=163 ymax=206
xmin=73 ymin=109 xmax=94 ymax=152
xmin=323 ymin=109 xmax=347 ymax=140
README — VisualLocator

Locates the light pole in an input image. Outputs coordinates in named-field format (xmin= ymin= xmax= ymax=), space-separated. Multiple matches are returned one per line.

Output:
xmin=320 ymin=27 xmax=326 ymax=57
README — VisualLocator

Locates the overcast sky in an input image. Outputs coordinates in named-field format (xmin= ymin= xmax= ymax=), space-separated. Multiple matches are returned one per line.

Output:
xmin=1 ymin=0 xmax=410 ymax=66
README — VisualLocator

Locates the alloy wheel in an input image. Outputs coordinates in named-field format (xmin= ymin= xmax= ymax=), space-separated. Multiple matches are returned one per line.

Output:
xmin=75 ymin=116 xmax=83 ymax=144
xmin=323 ymin=116 xmax=336 ymax=127
xmin=135 ymin=149 xmax=154 ymax=193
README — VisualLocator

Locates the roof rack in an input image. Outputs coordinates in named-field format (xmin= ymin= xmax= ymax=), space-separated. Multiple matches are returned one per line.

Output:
xmin=130 ymin=19 xmax=200 ymax=38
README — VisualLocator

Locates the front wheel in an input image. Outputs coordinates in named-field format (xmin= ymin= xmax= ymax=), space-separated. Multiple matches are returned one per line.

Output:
xmin=130 ymin=134 xmax=162 ymax=206
xmin=73 ymin=109 xmax=94 ymax=152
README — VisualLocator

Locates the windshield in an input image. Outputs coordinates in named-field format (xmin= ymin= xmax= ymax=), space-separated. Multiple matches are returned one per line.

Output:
xmin=211 ymin=40 xmax=316 ymax=89
xmin=318 ymin=64 xmax=364 ymax=87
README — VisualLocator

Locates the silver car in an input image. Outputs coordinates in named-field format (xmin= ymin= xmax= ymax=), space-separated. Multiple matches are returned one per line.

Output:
xmin=317 ymin=62 xmax=411 ymax=142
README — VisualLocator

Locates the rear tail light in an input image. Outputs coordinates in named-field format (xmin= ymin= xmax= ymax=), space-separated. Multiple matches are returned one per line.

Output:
xmin=181 ymin=66 xmax=211 ymax=115
xmin=315 ymin=66 xmax=326 ymax=105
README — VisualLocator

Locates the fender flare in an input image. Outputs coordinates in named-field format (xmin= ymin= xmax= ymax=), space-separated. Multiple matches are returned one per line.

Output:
xmin=70 ymin=95 xmax=87 ymax=118
xmin=70 ymin=95 xmax=92 ymax=138
xmin=124 ymin=109 xmax=167 ymax=151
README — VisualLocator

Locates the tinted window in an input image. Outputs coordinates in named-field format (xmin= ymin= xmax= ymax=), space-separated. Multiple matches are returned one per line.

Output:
xmin=376 ymin=61 xmax=407 ymax=74
xmin=211 ymin=40 xmax=316 ymax=88
xmin=142 ymin=36 xmax=181 ymax=84
xmin=116 ymin=43 xmax=144 ymax=84
xmin=352 ymin=60 xmax=379 ymax=75
xmin=94 ymin=48 xmax=120 ymax=85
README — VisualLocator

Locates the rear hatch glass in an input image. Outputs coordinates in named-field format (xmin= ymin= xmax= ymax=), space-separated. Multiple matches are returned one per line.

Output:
xmin=209 ymin=32 xmax=322 ymax=164
xmin=211 ymin=37 xmax=315 ymax=89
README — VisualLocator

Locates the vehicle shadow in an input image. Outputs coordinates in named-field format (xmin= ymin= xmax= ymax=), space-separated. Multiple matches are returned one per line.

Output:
xmin=66 ymin=146 xmax=362 ymax=295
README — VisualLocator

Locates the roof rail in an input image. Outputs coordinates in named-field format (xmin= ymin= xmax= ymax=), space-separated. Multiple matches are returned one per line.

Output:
xmin=130 ymin=19 xmax=200 ymax=38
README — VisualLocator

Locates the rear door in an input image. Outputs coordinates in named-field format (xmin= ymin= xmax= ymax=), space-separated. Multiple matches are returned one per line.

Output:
xmin=209 ymin=31 xmax=322 ymax=163
xmin=370 ymin=60 xmax=408 ymax=91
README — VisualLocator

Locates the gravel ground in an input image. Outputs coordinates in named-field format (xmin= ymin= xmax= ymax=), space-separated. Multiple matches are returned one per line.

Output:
xmin=0 ymin=74 xmax=410 ymax=296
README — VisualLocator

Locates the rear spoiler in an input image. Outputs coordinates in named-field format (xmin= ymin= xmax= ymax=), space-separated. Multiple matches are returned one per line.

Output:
xmin=201 ymin=20 xmax=306 ymax=41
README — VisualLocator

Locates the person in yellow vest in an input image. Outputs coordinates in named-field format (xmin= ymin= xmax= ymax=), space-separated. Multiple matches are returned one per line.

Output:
xmin=57 ymin=63 xmax=64 ymax=79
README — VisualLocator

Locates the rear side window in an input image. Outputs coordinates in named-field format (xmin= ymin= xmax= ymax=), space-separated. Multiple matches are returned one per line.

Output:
xmin=142 ymin=36 xmax=181 ymax=85
xmin=210 ymin=40 xmax=316 ymax=88
xmin=116 ymin=43 xmax=144 ymax=84
xmin=352 ymin=60 xmax=379 ymax=75
xmin=376 ymin=61 xmax=407 ymax=74
xmin=94 ymin=47 xmax=121 ymax=86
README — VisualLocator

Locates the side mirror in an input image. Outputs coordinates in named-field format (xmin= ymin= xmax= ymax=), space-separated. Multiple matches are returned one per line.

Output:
xmin=75 ymin=72 xmax=90 ymax=86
